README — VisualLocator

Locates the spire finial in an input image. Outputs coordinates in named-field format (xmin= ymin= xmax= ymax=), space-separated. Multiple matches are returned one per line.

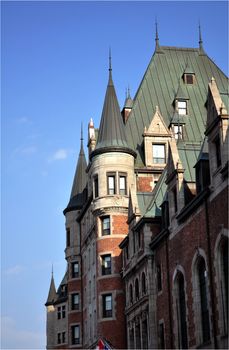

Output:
xmin=109 ymin=47 xmax=112 ymax=72
xmin=155 ymin=18 xmax=159 ymax=50
xmin=51 ymin=264 xmax=53 ymax=278
xmin=80 ymin=122 xmax=83 ymax=149
xmin=199 ymin=21 xmax=203 ymax=51
xmin=127 ymin=85 xmax=130 ymax=98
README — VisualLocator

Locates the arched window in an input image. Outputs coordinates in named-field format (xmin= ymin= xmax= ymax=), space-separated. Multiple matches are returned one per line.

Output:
xmin=175 ymin=272 xmax=188 ymax=349
xmin=198 ymin=258 xmax=210 ymax=343
xmin=142 ymin=272 xmax=146 ymax=295
xmin=129 ymin=284 xmax=133 ymax=305
xmin=219 ymin=238 xmax=228 ymax=332
xmin=135 ymin=279 xmax=139 ymax=300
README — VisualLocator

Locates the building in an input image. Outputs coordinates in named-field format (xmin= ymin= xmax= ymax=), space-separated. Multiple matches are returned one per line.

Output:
xmin=45 ymin=27 xmax=228 ymax=349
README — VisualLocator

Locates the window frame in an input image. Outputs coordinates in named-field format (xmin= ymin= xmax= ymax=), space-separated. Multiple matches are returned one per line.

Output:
xmin=119 ymin=173 xmax=127 ymax=195
xmin=177 ymin=100 xmax=187 ymax=115
xmin=71 ymin=261 xmax=79 ymax=278
xmin=102 ymin=294 xmax=113 ymax=318
xmin=93 ymin=175 xmax=99 ymax=198
xmin=107 ymin=173 xmax=116 ymax=195
xmin=71 ymin=293 xmax=80 ymax=311
xmin=152 ymin=144 xmax=166 ymax=164
xmin=101 ymin=216 xmax=110 ymax=236
xmin=101 ymin=254 xmax=112 ymax=275
xmin=71 ymin=325 xmax=80 ymax=345
xmin=66 ymin=228 xmax=70 ymax=247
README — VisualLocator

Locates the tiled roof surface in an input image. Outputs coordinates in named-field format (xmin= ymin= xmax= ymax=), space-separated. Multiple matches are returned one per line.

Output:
xmin=125 ymin=46 xmax=228 ymax=172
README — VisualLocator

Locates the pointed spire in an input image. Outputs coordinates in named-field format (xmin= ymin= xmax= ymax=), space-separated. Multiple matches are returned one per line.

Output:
xmin=198 ymin=22 xmax=205 ymax=54
xmin=155 ymin=19 xmax=159 ymax=50
xmin=45 ymin=267 xmax=57 ymax=306
xmin=64 ymin=127 xmax=87 ymax=213
xmin=108 ymin=47 xmax=113 ymax=86
xmin=91 ymin=55 xmax=136 ymax=159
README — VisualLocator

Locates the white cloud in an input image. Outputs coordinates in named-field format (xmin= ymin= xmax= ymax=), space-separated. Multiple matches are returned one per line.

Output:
xmin=13 ymin=145 xmax=37 ymax=156
xmin=16 ymin=117 xmax=30 ymax=124
xmin=4 ymin=265 xmax=25 ymax=276
xmin=48 ymin=148 xmax=70 ymax=162
xmin=1 ymin=316 xmax=45 ymax=349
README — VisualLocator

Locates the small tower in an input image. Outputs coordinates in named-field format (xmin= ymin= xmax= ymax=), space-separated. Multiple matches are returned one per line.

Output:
xmin=86 ymin=53 xmax=136 ymax=348
xmin=121 ymin=87 xmax=133 ymax=124
xmin=63 ymin=128 xmax=87 ymax=347
xmin=45 ymin=270 xmax=57 ymax=349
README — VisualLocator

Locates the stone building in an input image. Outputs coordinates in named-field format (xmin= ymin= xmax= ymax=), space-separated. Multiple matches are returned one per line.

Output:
xmin=45 ymin=28 xmax=228 ymax=349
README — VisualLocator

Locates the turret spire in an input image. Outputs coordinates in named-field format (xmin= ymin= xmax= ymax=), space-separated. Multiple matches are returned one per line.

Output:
xmin=199 ymin=22 xmax=204 ymax=53
xmin=45 ymin=267 xmax=57 ymax=306
xmin=108 ymin=47 xmax=113 ymax=85
xmin=155 ymin=19 xmax=159 ymax=50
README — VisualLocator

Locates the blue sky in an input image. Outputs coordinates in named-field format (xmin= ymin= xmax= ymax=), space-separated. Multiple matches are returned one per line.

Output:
xmin=1 ymin=0 xmax=228 ymax=348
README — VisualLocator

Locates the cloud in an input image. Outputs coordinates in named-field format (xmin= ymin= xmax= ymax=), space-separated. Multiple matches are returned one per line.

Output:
xmin=1 ymin=316 xmax=45 ymax=349
xmin=48 ymin=148 xmax=70 ymax=162
xmin=4 ymin=264 xmax=26 ymax=276
xmin=16 ymin=117 xmax=30 ymax=124
xmin=13 ymin=145 xmax=37 ymax=156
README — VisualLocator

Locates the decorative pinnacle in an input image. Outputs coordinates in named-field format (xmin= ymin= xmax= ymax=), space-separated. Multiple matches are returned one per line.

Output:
xmin=199 ymin=22 xmax=203 ymax=50
xmin=155 ymin=19 xmax=159 ymax=49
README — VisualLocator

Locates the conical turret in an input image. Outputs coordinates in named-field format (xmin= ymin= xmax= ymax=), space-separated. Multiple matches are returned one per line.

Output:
xmin=64 ymin=127 xmax=87 ymax=214
xmin=91 ymin=52 xmax=136 ymax=159
xmin=45 ymin=272 xmax=57 ymax=306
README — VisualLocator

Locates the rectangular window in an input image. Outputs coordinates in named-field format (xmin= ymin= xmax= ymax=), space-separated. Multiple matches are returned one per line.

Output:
xmin=125 ymin=244 xmax=129 ymax=260
xmin=159 ymin=322 xmax=165 ymax=349
xmin=94 ymin=175 xmax=99 ymax=198
xmin=157 ymin=264 xmax=162 ymax=292
xmin=102 ymin=254 xmax=111 ymax=275
xmin=71 ymin=325 xmax=80 ymax=345
xmin=62 ymin=332 xmax=66 ymax=343
xmin=107 ymin=174 xmax=116 ymax=195
xmin=185 ymin=73 xmax=195 ymax=85
xmin=72 ymin=262 xmax=79 ymax=278
xmin=177 ymin=100 xmax=187 ymax=115
xmin=57 ymin=307 xmax=61 ymax=319
xmin=119 ymin=175 xmax=127 ymax=195
xmin=62 ymin=305 xmax=66 ymax=318
xmin=71 ymin=293 xmax=79 ymax=310
xmin=102 ymin=216 xmax=110 ymax=236
xmin=174 ymin=125 xmax=183 ymax=140
xmin=103 ymin=294 xmax=112 ymax=318
xmin=173 ymin=187 xmax=178 ymax=213
xmin=153 ymin=144 xmax=165 ymax=164
xmin=66 ymin=228 xmax=70 ymax=247
xmin=57 ymin=332 xmax=61 ymax=344
xmin=214 ymin=136 xmax=221 ymax=168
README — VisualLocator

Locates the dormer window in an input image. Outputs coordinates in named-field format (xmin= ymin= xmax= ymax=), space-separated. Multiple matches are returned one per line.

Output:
xmin=183 ymin=73 xmax=195 ymax=85
xmin=177 ymin=100 xmax=187 ymax=115
xmin=173 ymin=125 xmax=183 ymax=140
xmin=152 ymin=144 xmax=166 ymax=164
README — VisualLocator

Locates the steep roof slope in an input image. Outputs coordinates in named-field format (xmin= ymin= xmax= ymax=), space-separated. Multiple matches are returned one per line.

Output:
xmin=125 ymin=46 xmax=228 ymax=167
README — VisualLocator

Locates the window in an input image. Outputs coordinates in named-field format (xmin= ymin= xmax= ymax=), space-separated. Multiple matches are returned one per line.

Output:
xmin=129 ymin=284 xmax=133 ymax=304
xmin=177 ymin=100 xmax=187 ymax=115
xmin=66 ymin=228 xmax=70 ymax=247
xmin=214 ymin=136 xmax=221 ymax=168
xmin=102 ymin=216 xmax=110 ymax=236
xmin=198 ymin=258 xmax=210 ymax=343
xmin=72 ymin=262 xmax=79 ymax=278
xmin=57 ymin=332 xmax=61 ymax=344
xmin=157 ymin=264 xmax=162 ymax=292
xmin=62 ymin=305 xmax=66 ymax=318
xmin=62 ymin=332 xmax=66 ymax=343
xmin=125 ymin=244 xmax=129 ymax=261
xmin=135 ymin=279 xmax=139 ymax=300
xmin=142 ymin=319 xmax=148 ymax=349
xmin=159 ymin=322 xmax=165 ymax=349
xmin=94 ymin=175 xmax=99 ymax=198
xmin=71 ymin=325 xmax=80 ymax=345
xmin=57 ymin=306 xmax=61 ymax=319
xmin=175 ymin=272 xmax=188 ymax=349
xmin=142 ymin=272 xmax=146 ymax=295
xmin=119 ymin=174 xmax=127 ymax=195
xmin=71 ymin=293 xmax=79 ymax=310
xmin=174 ymin=125 xmax=183 ymax=140
xmin=137 ymin=231 xmax=141 ymax=249
xmin=101 ymin=254 xmax=111 ymax=275
xmin=221 ymin=241 xmax=228 ymax=327
xmin=173 ymin=187 xmax=178 ymax=214
xmin=153 ymin=144 xmax=165 ymax=164
xmin=103 ymin=294 xmax=112 ymax=318
xmin=107 ymin=174 xmax=116 ymax=195
xmin=184 ymin=73 xmax=195 ymax=85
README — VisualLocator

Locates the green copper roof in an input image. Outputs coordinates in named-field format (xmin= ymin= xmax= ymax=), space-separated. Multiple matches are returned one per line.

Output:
xmin=143 ymin=169 xmax=167 ymax=218
xmin=64 ymin=134 xmax=87 ymax=213
xmin=45 ymin=274 xmax=57 ymax=306
xmin=137 ymin=192 xmax=154 ymax=215
xmin=125 ymin=46 xmax=228 ymax=170
xmin=95 ymin=63 xmax=130 ymax=151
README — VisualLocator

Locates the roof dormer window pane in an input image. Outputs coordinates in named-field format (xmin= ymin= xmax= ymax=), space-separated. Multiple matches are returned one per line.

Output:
xmin=178 ymin=101 xmax=187 ymax=115
xmin=153 ymin=144 xmax=165 ymax=164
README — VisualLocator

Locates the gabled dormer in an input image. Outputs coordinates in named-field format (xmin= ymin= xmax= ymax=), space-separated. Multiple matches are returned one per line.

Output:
xmin=205 ymin=77 xmax=229 ymax=183
xmin=173 ymin=82 xmax=189 ymax=117
xmin=143 ymin=106 xmax=171 ymax=167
